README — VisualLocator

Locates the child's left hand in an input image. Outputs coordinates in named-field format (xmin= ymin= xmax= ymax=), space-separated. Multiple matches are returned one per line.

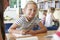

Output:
xmin=26 ymin=30 xmax=36 ymax=35
xmin=20 ymin=30 xmax=29 ymax=35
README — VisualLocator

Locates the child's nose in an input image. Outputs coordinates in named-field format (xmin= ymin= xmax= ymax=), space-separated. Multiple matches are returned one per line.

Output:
xmin=31 ymin=10 xmax=35 ymax=13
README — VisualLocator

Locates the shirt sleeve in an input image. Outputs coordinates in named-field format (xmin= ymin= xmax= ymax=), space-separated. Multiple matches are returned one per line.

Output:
xmin=14 ymin=16 xmax=24 ymax=27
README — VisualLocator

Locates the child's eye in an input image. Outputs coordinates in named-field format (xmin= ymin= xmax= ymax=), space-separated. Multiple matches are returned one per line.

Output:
xmin=29 ymin=9 xmax=32 ymax=11
xmin=34 ymin=10 xmax=36 ymax=12
xmin=29 ymin=9 xmax=36 ymax=12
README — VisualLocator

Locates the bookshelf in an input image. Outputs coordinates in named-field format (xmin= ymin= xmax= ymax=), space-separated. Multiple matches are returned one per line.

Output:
xmin=55 ymin=1 xmax=60 ymax=9
xmin=36 ymin=0 xmax=60 ymax=10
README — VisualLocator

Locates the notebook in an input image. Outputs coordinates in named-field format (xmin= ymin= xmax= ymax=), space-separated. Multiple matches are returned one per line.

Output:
xmin=44 ymin=34 xmax=53 ymax=38
xmin=12 ymin=33 xmax=32 ymax=37
xmin=16 ymin=36 xmax=38 ymax=40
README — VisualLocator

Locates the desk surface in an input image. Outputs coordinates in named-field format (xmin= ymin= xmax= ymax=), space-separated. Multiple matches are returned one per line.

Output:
xmin=6 ymin=30 xmax=56 ymax=40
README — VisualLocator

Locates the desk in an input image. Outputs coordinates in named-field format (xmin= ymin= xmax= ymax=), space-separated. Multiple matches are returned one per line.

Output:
xmin=6 ymin=30 xmax=56 ymax=40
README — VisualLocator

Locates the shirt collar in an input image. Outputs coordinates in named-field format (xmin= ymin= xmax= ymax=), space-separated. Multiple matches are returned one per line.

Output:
xmin=25 ymin=17 xmax=35 ymax=22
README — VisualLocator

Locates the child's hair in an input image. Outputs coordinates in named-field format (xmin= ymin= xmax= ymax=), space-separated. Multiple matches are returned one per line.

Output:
xmin=43 ymin=10 xmax=47 ymax=13
xmin=23 ymin=1 xmax=38 ymax=17
xmin=24 ymin=1 xmax=37 ymax=9
xmin=43 ymin=10 xmax=47 ymax=16
xmin=50 ymin=7 xmax=55 ymax=11
xmin=48 ymin=7 xmax=55 ymax=13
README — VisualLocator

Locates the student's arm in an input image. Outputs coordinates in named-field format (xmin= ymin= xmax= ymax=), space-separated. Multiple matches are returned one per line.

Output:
xmin=35 ymin=21 xmax=47 ymax=33
xmin=8 ymin=23 xmax=27 ymax=34
xmin=52 ymin=15 xmax=58 ymax=21
xmin=27 ymin=22 xmax=47 ymax=34
xmin=8 ymin=23 xmax=19 ymax=34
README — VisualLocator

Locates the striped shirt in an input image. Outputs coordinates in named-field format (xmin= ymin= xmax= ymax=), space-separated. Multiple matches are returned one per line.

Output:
xmin=14 ymin=15 xmax=40 ymax=31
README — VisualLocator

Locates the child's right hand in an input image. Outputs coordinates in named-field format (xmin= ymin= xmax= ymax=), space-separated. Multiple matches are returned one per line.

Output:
xmin=20 ymin=30 xmax=28 ymax=35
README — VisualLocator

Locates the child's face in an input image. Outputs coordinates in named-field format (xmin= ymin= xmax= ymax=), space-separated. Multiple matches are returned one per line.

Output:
xmin=49 ymin=9 xmax=54 ymax=13
xmin=25 ymin=4 xmax=37 ymax=19
xmin=43 ymin=12 xmax=47 ymax=16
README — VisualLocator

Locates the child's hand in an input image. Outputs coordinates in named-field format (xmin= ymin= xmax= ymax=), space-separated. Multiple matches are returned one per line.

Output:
xmin=26 ymin=30 xmax=36 ymax=35
xmin=20 ymin=30 xmax=29 ymax=35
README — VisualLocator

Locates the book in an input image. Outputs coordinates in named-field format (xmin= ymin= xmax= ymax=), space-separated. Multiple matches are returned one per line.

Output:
xmin=16 ymin=36 xmax=38 ymax=40
xmin=12 ymin=33 xmax=32 ymax=37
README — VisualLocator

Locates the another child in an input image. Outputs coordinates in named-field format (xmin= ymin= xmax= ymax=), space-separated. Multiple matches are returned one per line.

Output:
xmin=8 ymin=1 xmax=47 ymax=35
xmin=45 ymin=7 xmax=59 ymax=30
xmin=41 ymin=10 xmax=47 ymax=25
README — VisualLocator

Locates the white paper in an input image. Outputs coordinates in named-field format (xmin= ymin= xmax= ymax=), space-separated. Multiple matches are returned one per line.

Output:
xmin=44 ymin=34 xmax=53 ymax=38
xmin=51 ymin=34 xmax=60 ymax=40
xmin=45 ymin=34 xmax=60 ymax=40
xmin=12 ymin=33 xmax=32 ymax=37
xmin=16 ymin=36 xmax=38 ymax=40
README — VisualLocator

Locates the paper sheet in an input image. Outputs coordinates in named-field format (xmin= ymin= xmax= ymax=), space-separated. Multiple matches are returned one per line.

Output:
xmin=44 ymin=34 xmax=53 ymax=38
xmin=44 ymin=34 xmax=60 ymax=40
xmin=16 ymin=36 xmax=38 ymax=40
xmin=51 ymin=34 xmax=60 ymax=40
xmin=12 ymin=33 xmax=32 ymax=37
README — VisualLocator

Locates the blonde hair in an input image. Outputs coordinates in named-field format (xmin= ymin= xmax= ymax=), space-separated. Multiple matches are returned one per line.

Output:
xmin=24 ymin=1 xmax=37 ymax=9
xmin=23 ymin=1 xmax=38 ymax=17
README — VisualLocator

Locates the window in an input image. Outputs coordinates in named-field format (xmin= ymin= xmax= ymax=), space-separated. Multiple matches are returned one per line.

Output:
xmin=4 ymin=0 xmax=21 ymax=22
xmin=9 ymin=0 xmax=17 ymax=8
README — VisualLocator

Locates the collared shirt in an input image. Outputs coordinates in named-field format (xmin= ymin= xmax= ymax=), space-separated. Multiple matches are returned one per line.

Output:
xmin=14 ymin=15 xmax=40 ymax=30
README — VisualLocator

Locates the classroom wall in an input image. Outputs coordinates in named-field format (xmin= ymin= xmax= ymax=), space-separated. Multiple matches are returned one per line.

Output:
xmin=54 ymin=9 xmax=60 ymax=20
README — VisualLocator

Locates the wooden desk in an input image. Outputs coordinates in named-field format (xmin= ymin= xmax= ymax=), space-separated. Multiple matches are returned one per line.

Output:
xmin=6 ymin=30 xmax=56 ymax=40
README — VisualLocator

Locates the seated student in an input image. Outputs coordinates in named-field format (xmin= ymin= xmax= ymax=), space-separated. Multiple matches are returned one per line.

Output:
xmin=8 ymin=1 xmax=47 ymax=35
xmin=45 ymin=7 xmax=59 ymax=30
xmin=41 ymin=10 xmax=47 ymax=25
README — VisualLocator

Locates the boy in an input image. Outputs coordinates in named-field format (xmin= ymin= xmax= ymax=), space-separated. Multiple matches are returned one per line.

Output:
xmin=45 ymin=7 xmax=59 ymax=30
